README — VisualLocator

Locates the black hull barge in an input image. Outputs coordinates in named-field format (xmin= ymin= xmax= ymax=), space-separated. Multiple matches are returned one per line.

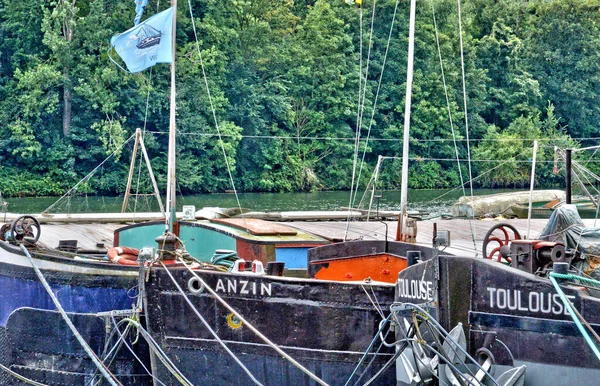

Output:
xmin=394 ymin=252 xmax=600 ymax=385
xmin=144 ymin=267 xmax=397 ymax=385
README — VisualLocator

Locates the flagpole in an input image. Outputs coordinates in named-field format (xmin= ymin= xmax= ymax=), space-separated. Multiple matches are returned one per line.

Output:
xmin=166 ymin=0 xmax=177 ymax=232
xmin=397 ymin=0 xmax=416 ymax=241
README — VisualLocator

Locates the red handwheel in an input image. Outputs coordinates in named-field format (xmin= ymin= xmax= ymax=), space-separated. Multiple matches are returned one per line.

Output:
xmin=482 ymin=223 xmax=521 ymax=263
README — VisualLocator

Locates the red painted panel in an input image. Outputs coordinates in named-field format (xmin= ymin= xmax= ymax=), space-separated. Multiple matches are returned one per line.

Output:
xmin=235 ymin=239 xmax=273 ymax=264
xmin=314 ymin=254 xmax=408 ymax=283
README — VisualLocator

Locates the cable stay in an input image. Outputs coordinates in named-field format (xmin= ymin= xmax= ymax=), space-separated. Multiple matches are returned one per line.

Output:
xmin=158 ymin=248 xmax=330 ymax=386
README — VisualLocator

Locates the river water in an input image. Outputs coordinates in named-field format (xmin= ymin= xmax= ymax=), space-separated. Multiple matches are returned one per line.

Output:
xmin=2 ymin=188 xmax=523 ymax=218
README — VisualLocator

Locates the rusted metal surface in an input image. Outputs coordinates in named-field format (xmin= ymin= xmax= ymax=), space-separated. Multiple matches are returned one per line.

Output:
xmin=313 ymin=253 xmax=408 ymax=283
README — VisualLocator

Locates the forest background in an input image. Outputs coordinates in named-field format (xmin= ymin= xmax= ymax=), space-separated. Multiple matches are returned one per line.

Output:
xmin=0 ymin=0 xmax=598 ymax=198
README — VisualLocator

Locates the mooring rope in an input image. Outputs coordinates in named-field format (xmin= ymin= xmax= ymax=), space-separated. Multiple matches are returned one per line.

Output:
xmin=0 ymin=363 xmax=48 ymax=386
xmin=158 ymin=262 xmax=264 ymax=386
xmin=106 ymin=316 xmax=166 ymax=386
xmin=360 ymin=283 xmax=386 ymax=319
xmin=87 ymin=313 xmax=161 ymax=386
xmin=344 ymin=315 xmax=391 ymax=386
xmin=176 ymin=261 xmax=330 ymax=386
xmin=86 ymin=321 xmax=134 ymax=386
xmin=549 ymin=273 xmax=600 ymax=362
xmin=19 ymin=245 xmax=121 ymax=386
xmin=120 ymin=317 xmax=193 ymax=386
xmin=390 ymin=303 xmax=500 ymax=386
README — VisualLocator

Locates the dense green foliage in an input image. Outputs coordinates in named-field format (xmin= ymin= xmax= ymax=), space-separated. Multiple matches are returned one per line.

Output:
xmin=1 ymin=0 xmax=599 ymax=197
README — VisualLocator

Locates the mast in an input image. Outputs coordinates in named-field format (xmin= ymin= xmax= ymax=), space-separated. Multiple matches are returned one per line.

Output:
xmin=565 ymin=148 xmax=572 ymax=205
xmin=397 ymin=0 xmax=416 ymax=242
xmin=165 ymin=0 xmax=177 ymax=232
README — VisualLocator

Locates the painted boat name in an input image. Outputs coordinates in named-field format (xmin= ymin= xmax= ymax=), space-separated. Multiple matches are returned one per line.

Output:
xmin=486 ymin=287 xmax=575 ymax=316
xmin=215 ymin=278 xmax=272 ymax=296
xmin=397 ymin=279 xmax=434 ymax=301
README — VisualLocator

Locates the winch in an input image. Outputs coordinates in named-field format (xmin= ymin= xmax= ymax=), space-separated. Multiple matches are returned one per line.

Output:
xmin=501 ymin=239 xmax=573 ymax=274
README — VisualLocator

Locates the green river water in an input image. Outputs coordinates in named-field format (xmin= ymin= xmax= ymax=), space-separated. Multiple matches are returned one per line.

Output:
xmin=2 ymin=188 xmax=529 ymax=218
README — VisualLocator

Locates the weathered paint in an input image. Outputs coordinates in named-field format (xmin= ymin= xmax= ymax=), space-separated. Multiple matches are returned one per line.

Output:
xmin=275 ymin=246 xmax=312 ymax=269
xmin=210 ymin=218 xmax=299 ymax=236
xmin=314 ymin=253 xmax=408 ymax=283
xmin=179 ymin=223 xmax=237 ymax=261
xmin=0 ymin=243 xmax=149 ymax=385
xmin=145 ymin=268 xmax=397 ymax=386
xmin=115 ymin=222 xmax=165 ymax=250
xmin=0 ymin=274 xmax=135 ymax=326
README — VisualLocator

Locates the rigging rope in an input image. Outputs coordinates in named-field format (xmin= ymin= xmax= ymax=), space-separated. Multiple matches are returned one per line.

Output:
xmin=186 ymin=0 xmax=248 ymax=231
xmin=175 ymin=261 xmax=330 ymax=386
xmin=19 ymin=245 xmax=121 ymax=386
xmin=352 ymin=0 xmax=378 ymax=206
xmin=357 ymin=0 xmax=377 ymax=137
xmin=158 ymin=262 xmax=264 ymax=386
xmin=146 ymin=129 xmax=600 ymax=144
xmin=43 ymin=133 xmax=136 ymax=214
xmin=549 ymin=273 xmax=600 ymax=362
xmin=456 ymin=0 xmax=478 ymax=256
xmin=347 ymin=0 xmax=400 ymax=238
xmin=431 ymin=4 xmax=465 ymax=197
xmin=0 ymin=363 xmax=48 ymax=386
xmin=347 ymin=2 xmax=366 ymax=241
xmin=355 ymin=0 xmax=400 ymax=213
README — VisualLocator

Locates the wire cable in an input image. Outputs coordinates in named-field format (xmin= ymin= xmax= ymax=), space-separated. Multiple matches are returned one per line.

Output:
xmin=19 ymin=245 xmax=121 ymax=386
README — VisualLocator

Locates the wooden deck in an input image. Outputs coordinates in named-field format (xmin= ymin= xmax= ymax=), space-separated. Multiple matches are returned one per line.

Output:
xmin=24 ymin=215 xmax=600 ymax=257
xmin=288 ymin=218 xmax=564 ymax=257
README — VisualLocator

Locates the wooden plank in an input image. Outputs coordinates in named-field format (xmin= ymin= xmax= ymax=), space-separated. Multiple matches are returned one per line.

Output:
xmin=210 ymin=218 xmax=298 ymax=236
xmin=288 ymin=218 xmax=558 ymax=258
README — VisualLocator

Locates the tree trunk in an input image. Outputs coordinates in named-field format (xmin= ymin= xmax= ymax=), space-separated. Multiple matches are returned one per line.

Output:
xmin=61 ymin=0 xmax=76 ymax=136
xmin=63 ymin=86 xmax=72 ymax=136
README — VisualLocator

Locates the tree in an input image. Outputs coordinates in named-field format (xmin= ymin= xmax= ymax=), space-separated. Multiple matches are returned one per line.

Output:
xmin=523 ymin=0 xmax=600 ymax=140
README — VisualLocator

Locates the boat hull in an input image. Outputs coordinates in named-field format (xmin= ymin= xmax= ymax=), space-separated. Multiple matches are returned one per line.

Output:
xmin=0 ymin=242 xmax=151 ymax=385
xmin=395 ymin=255 xmax=600 ymax=384
xmin=510 ymin=202 xmax=598 ymax=219
xmin=144 ymin=268 xmax=397 ymax=385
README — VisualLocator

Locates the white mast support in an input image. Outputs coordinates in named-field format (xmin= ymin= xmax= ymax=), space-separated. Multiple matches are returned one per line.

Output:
xmin=139 ymin=132 xmax=167 ymax=215
xmin=367 ymin=155 xmax=384 ymax=221
xmin=526 ymin=140 xmax=538 ymax=239
xmin=397 ymin=0 xmax=416 ymax=242
xmin=122 ymin=128 xmax=142 ymax=212
xmin=165 ymin=0 xmax=178 ymax=232
xmin=122 ymin=129 xmax=166 ymax=215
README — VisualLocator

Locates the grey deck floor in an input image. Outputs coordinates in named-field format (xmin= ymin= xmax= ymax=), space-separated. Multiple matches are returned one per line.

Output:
xmin=34 ymin=216 xmax=599 ymax=257
xmin=288 ymin=217 xmax=585 ymax=257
